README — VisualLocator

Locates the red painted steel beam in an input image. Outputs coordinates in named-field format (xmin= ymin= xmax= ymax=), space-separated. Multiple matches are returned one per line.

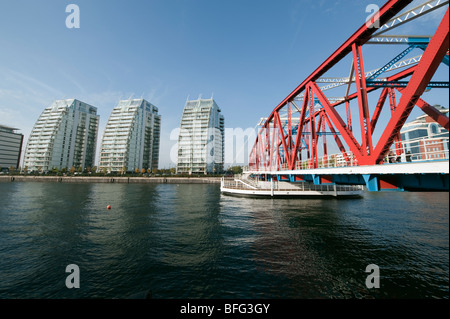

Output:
xmin=321 ymin=116 xmax=328 ymax=160
xmin=309 ymin=87 xmax=318 ymax=168
xmin=251 ymin=0 xmax=447 ymax=171
xmin=287 ymin=102 xmax=294 ymax=151
xmin=288 ymin=90 xmax=309 ymax=169
xmin=316 ymin=111 xmax=324 ymax=134
xmin=265 ymin=125 xmax=271 ymax=168
xmin=396 ymin=88 xmax=449 ymax=130
xmin=323 ymin=113 xmax=350 ymax=162
xmin=270 ymin=117 xmax=277 ymax=169
xmin=301 ymin=62 xmax=413 ymax=129
xmin=370 ymin=87 xmax=389 ymax=134
xmin=345 ymin=101 xmax=353 ymax=132
xmin=261 ymin=0 xmax=413 ymax=128
xmin=310 ymin=81 xmax=363 ymax=158
xmin=352 ymin=43 xmax=374 ymax=155
xmin=253 ymin=63 xmax=418 ymax=170
xmin=331 ymin=64 xmax=418 ymax=109
xmin=251 ymin=63 xmax=420 ymax=170
xmin=388 ymin=88 xmax=404 ymax=156
xmin=274 ymin=111 xmax=290 ymax=167
xmin=371 ymin=7 xmax=449 ymax=164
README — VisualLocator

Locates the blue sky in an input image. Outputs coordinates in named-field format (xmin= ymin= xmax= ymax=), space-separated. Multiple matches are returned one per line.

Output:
xmin=0 ymin=0 xmax=448 ymax=168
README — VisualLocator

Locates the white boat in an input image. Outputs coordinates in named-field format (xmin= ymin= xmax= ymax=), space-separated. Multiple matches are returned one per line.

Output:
xmin=220 ymin=176 xmax=364 ymax=198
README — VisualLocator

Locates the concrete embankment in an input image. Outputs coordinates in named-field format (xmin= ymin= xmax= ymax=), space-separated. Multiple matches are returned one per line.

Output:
xmin=0 ymin=175 xmax=221 ymax=184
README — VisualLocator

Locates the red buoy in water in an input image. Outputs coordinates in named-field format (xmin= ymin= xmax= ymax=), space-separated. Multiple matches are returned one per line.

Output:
xmin=107 ymin=205 xmax=111 ymax=210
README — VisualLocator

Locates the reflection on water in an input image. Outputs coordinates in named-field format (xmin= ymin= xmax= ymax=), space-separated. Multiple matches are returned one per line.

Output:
xmin=0 ymin=182 xmax=448 ymax=298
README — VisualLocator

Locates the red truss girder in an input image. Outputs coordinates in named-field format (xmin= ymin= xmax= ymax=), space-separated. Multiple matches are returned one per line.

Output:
xmin=372 ymin=7 xmax=449 ymax=164
xmin=249 ymin=0 xmax=449 ymax=171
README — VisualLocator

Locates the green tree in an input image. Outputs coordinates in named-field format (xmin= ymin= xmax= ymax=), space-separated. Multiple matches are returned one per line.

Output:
xmin=229 ymin=166 xmax=243 ymax=174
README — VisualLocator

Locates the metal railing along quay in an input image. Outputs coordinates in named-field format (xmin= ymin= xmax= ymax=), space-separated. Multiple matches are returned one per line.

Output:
xmin=246 ymin=136 xmax=449 ymax=172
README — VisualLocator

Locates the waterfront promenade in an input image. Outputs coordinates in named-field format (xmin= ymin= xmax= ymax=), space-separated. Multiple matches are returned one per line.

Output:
xmin=0 ymin=175 xmax=221 ymax=184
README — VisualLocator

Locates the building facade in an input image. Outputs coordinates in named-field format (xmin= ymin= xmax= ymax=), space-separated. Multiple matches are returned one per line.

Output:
xmin=99 ymin=99 xmax=161 ymax=173
xmin=177 ymin=97 xmax=224 ymax=174
xmin=24 ymin=99 xmax=99 ymax=172
xmin=400 ymin=105 xmax=449 ymax=161
xmin=0 ymin=125 xmax=24 ymax=170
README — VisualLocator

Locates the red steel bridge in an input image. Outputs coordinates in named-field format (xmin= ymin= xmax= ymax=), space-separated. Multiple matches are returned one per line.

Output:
xmin=248 ymin=0 xmax=449 ymax=192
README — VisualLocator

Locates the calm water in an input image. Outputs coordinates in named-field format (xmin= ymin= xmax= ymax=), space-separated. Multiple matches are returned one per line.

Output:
xmin=0 ymin=182 xmax=448 ymax=299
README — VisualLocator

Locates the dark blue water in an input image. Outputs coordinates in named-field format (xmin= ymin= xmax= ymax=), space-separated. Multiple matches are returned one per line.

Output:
xmin=0 ymin=182 xmax=448 ymax=299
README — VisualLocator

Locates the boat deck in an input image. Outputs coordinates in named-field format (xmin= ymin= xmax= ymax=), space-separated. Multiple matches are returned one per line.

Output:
xmin=220 ymin=178 xmax=364 ymax=197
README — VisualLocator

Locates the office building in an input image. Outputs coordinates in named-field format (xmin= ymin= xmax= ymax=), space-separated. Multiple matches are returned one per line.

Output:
xmin=24 ymin=99 xmax=99 ymax=172
xmin=400 ymin=105 xmax=449 ymax=160
xmin=99 ymin=99 xmax=161 ymax=173
xmin=177 ymin=97 xmax=224 ymax=174
xmin=0 ymin=124 xmax=24 ymax=170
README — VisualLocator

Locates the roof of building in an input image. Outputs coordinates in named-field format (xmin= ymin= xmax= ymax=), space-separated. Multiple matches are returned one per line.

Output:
xmin=0 ymin=124 xmax=21 ymax=132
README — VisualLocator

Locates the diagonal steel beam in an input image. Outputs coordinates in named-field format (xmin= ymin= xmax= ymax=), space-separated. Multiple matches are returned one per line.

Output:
xmin=373 ymin=0 xmax=449 ymax=36
xmin=310 ymin=81 xmax=363 ymax=158
xmin=372 ymin=8 xmax=449 ymax=164
xmin=261 ymin=0 xmax=413 ymax=129
xmin=396 ymin=87 xmax=449 ymax=130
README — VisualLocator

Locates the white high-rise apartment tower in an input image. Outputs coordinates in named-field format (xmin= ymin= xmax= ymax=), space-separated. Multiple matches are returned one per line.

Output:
xmin=99 ymin=99 xmax=161 ymax=173
xmin=177 ymin=97 xmax=224 ymax=174
xmin=24 ymin=99 xmax=99 ymax=172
